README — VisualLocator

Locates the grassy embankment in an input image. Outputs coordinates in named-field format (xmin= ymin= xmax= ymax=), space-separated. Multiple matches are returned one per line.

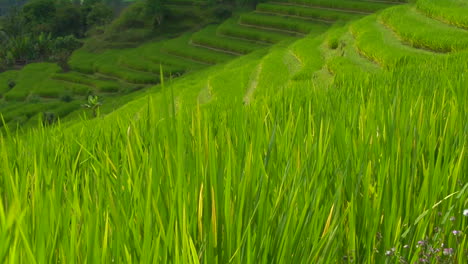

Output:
xmin=0 ymin=0 xmax=467 ymax=262
xmin=1 ymin=0 xmax=382 ymax=128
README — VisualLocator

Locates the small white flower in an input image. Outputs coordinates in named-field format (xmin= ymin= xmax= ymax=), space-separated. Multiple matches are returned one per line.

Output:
xmin=463 ymin=209 xmax=468 ymax=217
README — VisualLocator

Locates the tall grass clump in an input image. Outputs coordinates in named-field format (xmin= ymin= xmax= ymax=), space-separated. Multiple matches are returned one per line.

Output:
xmin=239 ymin=13 xmax=329 ymax=35
xmin=350 ymin=15 xmax=435 ymax=68
xmin=255 ymin=3 xmax=362 ymax=22
xmin=191 ymin=26 xmax=265 ymax=55
xmin=162 ymin=34 xmax=236 ymax=65
xmin=416 ymin=0 xmax=468 ymax=29
xmin=0 ymin=50 xmax=466 ymax=263
xmin=218 ymin=19 xmax=293 ymax=44
xmin=380 ymin=5 xmax=468 ymax=53
xmin=281 ymin=0 xmax=393 ymax=12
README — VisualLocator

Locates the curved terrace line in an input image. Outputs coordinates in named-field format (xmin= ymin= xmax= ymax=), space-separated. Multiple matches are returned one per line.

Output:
xmin=237 ymin=22 xmax=306 ymax=37
xmin=270 ymin=2 xmax=373 ymax=15
xmin=189 ymin=41 xmax=244 ymax=56
xmin=253 ymin=10 xmax=334 ymax=24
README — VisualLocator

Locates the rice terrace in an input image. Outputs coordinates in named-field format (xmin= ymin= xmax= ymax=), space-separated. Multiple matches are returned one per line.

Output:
xmin=0 ymin=0 xmax=467 ymax=262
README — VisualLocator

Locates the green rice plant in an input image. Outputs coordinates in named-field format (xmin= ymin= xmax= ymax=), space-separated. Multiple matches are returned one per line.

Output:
xmin=117 ymin=56 xmax=184 ymax=75
xmin=380 ymin=5 xmax=468 ymax=53
xmin=416 ymin=0 xmax=468 ymax=29
xmin=38 ymin=79 xmax=92 ymax=97
xmin=217 ymin=18 xmax=294 ymax=44
xmin=191 ymin=25 xmax=266 ymax=55
xmin=239 ymin=13 xmax=329 ymax=35
xmin=0 ymin=50 xmax=466 ymax=263
xmin=96 ymin=64 xmax=159 ymax=84
xmin=161 ymin=33 xmax=236 ymax=65
xmin=1 ymin=63 xmax=61 ymax=101
xmin=51 ymin=72 xmax=122 ymax=93
xmin=350 ymin=15 xmax=436 ymax=68
xmin=208 ymin=57 xmax=259 ymax=102
xmin=254 ymin=48 xmax=295 ymax=96
xmin=0 ymin=71 xmax=19 ymax=97
xmin=326 ymin=30 xmax=381 ymax=75
xmin=68 ymin=50 xmax=97 ymax=74
xmin=1 ymin=9 xmax=468 ymax=263
xmin=3 ymin=89 xmax=30 ymax=101
xmin=281 ymin=0 xmax=394 ymax=13
xmin=52 ymin=101 xmax=82 ymax=117
xmin=0 ymin=101 xmax=61 ymax=124
xmin=289 ymin=34 xmax=325 ymax=80
xmin=256 ymin=3 xmax=363 ymax=22
xmin=123 ymin=41 xmax=206 ymax=71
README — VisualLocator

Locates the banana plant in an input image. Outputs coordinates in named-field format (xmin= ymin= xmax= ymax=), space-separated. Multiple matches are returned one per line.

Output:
xmin=82 ymin=95 xmax=102 ymax=118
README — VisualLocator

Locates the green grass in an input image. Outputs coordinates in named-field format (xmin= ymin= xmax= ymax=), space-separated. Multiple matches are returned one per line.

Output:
xmin=161 ymin=33 xmax=237 ymax=64
xmin=380 ymin=5 xmax=468 ymax=53
xmin=239 ymin=13 xmax=330 ymax=35
xmin=326 ymin=31 xmax=380 ymax=75
xmin=416 ymin=0 xmax=468 ymax=29
xmin=97 ymin=64 xmax=159 ymax=84
xmin=351 ymin=15 xmax=436 ymax=68
xmin=191 ymin=25 xmax=266 ymax=55
xmin=69 ymin=50 xmax=160 ymax=84
xmin=218 ymin=18 xmax=294 ymax=44
xmin=1 ymin=3 xmax=468 ymax=262
xmin=0 ymin=71 xmax=18 ymax=97
xmin=1 ymin=63 xmax=62 ymax=101
xmin=135 ymin=42 xmax=207 ymax=71
xmin=117 ymin=56 xmax=185 ymax=76
xmin=256 ymin=3 xmax=364 ymax=22
xmin=281 ymin=0 xmax=394 ymax=12
xmin=287 ymin=34 xmax=325 ymax=81
xmin=0 ymin=49 xmax=467 ymax=262
xmin=51 ymin=72 xmax=122 ymax=93
xmin=0 ymin=101 xmax=66 ymax=126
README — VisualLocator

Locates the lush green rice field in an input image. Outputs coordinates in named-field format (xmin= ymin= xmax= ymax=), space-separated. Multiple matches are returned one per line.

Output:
xmin=0 ymin=0 xmax=467 ymax=262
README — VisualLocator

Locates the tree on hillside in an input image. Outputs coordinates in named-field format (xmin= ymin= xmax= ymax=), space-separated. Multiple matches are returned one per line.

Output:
xmin=86 ymin=2 xmax=113 ymax=27
xmin=22 ymin=0 xmax=56 ymax=33
xmin=145 ymin=0 xmax=166 ymax=27
xmin=54 ymin=3 xmax=84 ymax=37
xmin=0 ymin=6 xmax=26 ymax=36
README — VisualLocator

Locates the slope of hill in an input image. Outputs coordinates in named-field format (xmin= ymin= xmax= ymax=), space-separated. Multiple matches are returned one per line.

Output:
xmin=0 ymin=0 xmax=396 ymax=129
xmin=0 ymin=0 xmax=467 ymax=263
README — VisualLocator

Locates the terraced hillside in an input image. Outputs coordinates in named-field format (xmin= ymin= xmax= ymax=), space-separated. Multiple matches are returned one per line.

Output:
xmin=0 ymin=0 xmax=398 ymax=129
xmin=1 ymin=0 xmax=467 ymax=263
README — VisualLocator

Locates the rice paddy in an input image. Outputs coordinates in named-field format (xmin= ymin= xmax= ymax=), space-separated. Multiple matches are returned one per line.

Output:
xmin=0 ymin=0 xmax=467 ymax=262
xmin=2 ymin=0 xmax=366 ymax=126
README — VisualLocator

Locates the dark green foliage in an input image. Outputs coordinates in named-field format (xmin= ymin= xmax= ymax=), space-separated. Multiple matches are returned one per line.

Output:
xmin=0 ymin=32 xmax=82 ymax=66
xmin=53 ymin=3 xmax=84 ymax=37
xmin=42 ymin=111 xmax=57 ymax=125
xmin=22 ymin=0 xmax=56 ymax=30
xmin=0 ymin=0 xmax=114 ymax=69
xmin=213 ymin=5 xmax=232 ymax=20
xmin=145 ymin=0 xmax=166 ymax=26
xmin=86 ymin=3 xmax=113 ymax=27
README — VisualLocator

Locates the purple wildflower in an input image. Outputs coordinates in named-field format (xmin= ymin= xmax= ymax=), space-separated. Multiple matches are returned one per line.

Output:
xmin=417 ymin=240 xmax=427 ymax=248
xmin=403 ymin=245 xmax=409 ymax=249
xmin=450 ymin=216 xmax=456 ymax=221
xmin=419 ymin=258 xmax=429 ymax=263
xmin=443 ymin=248 xmax=454 ymax=256
xmin=463 ymin=209 xmax=468 ymax=217
xmin=452 ymin=230 xmax=461 ymax=236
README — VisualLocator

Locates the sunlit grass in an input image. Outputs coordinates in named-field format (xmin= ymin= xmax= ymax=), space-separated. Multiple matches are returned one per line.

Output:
xmin=0 ymin=53 xmax=466 ymax=262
